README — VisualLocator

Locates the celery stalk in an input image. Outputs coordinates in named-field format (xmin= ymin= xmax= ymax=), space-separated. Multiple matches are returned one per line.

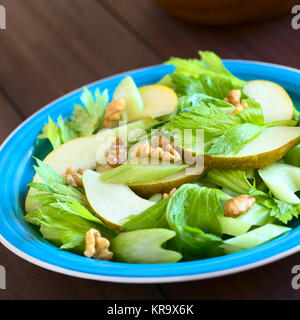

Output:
xmin=100 ymin=162 xmax=187 ymax=184
xmin=222 ymin=224 xmax=291 ymax=254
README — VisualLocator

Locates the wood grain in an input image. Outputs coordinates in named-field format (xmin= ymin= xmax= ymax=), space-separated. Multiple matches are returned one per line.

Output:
xmin=0 ymin=0 xmax=160 ymax=118
xmin=103 ymin=0 xmax=300 ymax=69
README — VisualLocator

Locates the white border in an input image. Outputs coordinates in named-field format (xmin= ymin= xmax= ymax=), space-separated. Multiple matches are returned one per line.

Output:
xmin=0 ymin=60 xmax=300 ymax=284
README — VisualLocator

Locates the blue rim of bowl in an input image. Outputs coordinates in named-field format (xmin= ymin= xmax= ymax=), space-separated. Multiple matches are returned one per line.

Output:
xmin=0 ymin=60 xmax=299 ymax=284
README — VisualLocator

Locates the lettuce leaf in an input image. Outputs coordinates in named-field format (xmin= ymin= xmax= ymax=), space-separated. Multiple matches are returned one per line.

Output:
xmin=28 ymin=158 xmax=87 ymax=207
xmin=165 ymin=51 xmax=245 ymax=88
xmin=26 ymin=159 xmax=117 ymax=252
xmin=122 ymin=197 xmax=170 ymax=231
xmin=39 ymin=87 xmax=108 ymax=149
xmin=170 ymin=73 xmax=237 ymax=99
xmin=235 ymin=98 xmax=264 ymax=125
xmin=25 ymin=203 xmax=117 ymax=252
xmin=163 ymin=92 xmax=270 ymax=155
xmin=206 ymin=123 xmax=265 ymax=155
xmin=166 ymin=184 xmax=226 ymax=259
xmin=250 ymin=187 xmax=300 ymax=224
xmin=203 ymin=169 xmax=253 ymax=194
xmin=284 ymin=145 xmax=300 ymax=167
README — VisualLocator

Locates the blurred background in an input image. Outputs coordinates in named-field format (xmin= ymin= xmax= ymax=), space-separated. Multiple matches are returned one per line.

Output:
xmin=0 ymin=0 xmax=300 ymax=300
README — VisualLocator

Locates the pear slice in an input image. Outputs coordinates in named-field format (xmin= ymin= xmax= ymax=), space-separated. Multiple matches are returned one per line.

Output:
xmin=130 ymin=166 xmax=207 ymax=198
xmin=82 ymin=170 xmax=153 ymax=229
xmin=205 ymin=126 xmax=300 ymax=170
xmin=25 ymin=119 xmax=158 ymax=213
xmin=243 ymin=80 xmax=295 ymax=122
xmin=138 ymin=85 xmax=178 ymax=119
xmin=25 ymin=132 xmax=115 ymax=213
xmin=258 ymin=163 xmax=300 ymax=204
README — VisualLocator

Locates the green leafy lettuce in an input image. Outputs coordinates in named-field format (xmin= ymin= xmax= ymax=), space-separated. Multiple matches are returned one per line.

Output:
xmin=39 ymin=87 xmax=109 ymax=149
xmin=165 ymin=51 xmax=246 ymax=90
xmin=25 ymin=159 xmax=117 ymax=252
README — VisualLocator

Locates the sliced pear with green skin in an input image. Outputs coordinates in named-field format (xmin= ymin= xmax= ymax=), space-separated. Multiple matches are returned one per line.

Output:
xmin=83 ymin=170 xmax=154 ymax=229
xmin=205 ymin=126 xmax=300 ymax=170
xmin=130 ymin=166 xmax=207 ymax=198
xmin=113 ymin=76 xmax=144 ymax=121
xmin=138 ymin=85 xmax=178 ymax=119
xmin=259 ymin=163 xmax=300 ymax=204
xmin=243 ymin=80 xmax=295 ymax=122
xmin=25 ymin=134 xmax=111 ymax=213
xmin=25 ymin=118 xmax=158 ymax=213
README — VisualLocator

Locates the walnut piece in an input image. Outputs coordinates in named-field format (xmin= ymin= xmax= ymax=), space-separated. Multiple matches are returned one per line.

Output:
xmin=224 ymin=195 xmax=256 ymax=218
xmin=224 ymin=89 xmax=248 ymax=115
xmin=103 ymin=98 xmax=126 ymax=128
xmin=162 ymin=187 xmax=177 ymax=200
xmin=84 ymin=228 xmax=113 ymax=261
xmin=133 ymin=136 xmax=181 ymax=163
xmin=106 ymin=137 xmax=127 ymax=168
xmin=62 ymin=167 xmax=83 ymax=187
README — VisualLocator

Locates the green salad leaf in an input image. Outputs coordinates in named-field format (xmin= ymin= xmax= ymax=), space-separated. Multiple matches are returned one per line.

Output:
xmin=165 ymin=51 xmax=246 ymax=89
xmin=163 ymin=100 xmax=241 ymax=142
xmin=25 ymin=203 xmax=117 ymax=252
xmin=39 ymin=87 xmax=108 ymax=149
xmin=122 ymin=197 xmax=170 ymax=231
xmin=284 ymin=145 xmax=300 ymax=167
xmin=166 ymin=184 xmax=226 ymax=259
xmin=206 ymin=123 xmax=265 ymax=155
xmin=203 ymin=169 xmax=253 ymax=195
xmin=250 ymin=187 xmax=300 ymax=224
xmin=235 ymin=98 xmax=265 ymax=125
xmin=170 ymin=73 xmax=237 ymax=99
xmin=25 ymin=159 xmax=118 ymax=252
xmin=28 ymin=158 xmax=87 ymax=206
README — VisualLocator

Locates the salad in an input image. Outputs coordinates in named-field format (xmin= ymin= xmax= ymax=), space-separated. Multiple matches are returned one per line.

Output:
xmin=24 ymin=51 xmax=300 ymax=264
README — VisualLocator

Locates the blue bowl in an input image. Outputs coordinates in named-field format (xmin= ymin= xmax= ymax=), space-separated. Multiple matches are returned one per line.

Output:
xmin=0 ymin=61 xmax=299 ymax=283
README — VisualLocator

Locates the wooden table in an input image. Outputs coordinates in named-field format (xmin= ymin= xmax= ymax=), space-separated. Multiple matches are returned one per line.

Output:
xmin=0 ymin=0 xmax=300 ymax=300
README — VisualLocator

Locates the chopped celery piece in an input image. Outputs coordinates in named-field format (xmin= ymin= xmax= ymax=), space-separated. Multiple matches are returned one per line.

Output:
xmin=111 ymin=229 xmax=182 ymax=263
xmin=113 ymin=76 xmax=144 ymax=121
xmin=157 ymin=74 xmax=173 ymax=87
xmin=259 ymin=163 xmax=300 ymax=204
xmin=284 ymin=144 xmax=300 ymax=167
xmin=115 ymin=117 xmax=158 ymax=142
xmin=236 ymin=203 xmax=274 ymax=226
xmin=218 ymin=217 xmax=251 ymax=237
xmin=222 ymin=224 xmax=291 ymax=254
xmin=100 ymin=163 xmax=187 ymax=184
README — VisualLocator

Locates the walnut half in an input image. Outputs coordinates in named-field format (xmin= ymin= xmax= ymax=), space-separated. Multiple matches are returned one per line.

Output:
xmin=224 ymin=89 xmax=248 ymax=115
xmin=84 ymin=228 xmax=113 ymax=261
xmin=106 ymin=137 xmax=127 ymax=168
xmin=62 ymin=167 xmax=83 ymax=188
xmin=132 ymin=136 xmax=181 ymax=163
xmin=224 ymin=195 xmax=256 ymax=218
xmin=103 ymin=98 xmax=126 ymax=128
xmin=162 ymin=188 xmax=177 ymax=200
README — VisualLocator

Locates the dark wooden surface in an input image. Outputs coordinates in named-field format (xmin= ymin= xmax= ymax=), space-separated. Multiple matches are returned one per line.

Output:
xmin=0 ymin=0 xmax=299 ymax=300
